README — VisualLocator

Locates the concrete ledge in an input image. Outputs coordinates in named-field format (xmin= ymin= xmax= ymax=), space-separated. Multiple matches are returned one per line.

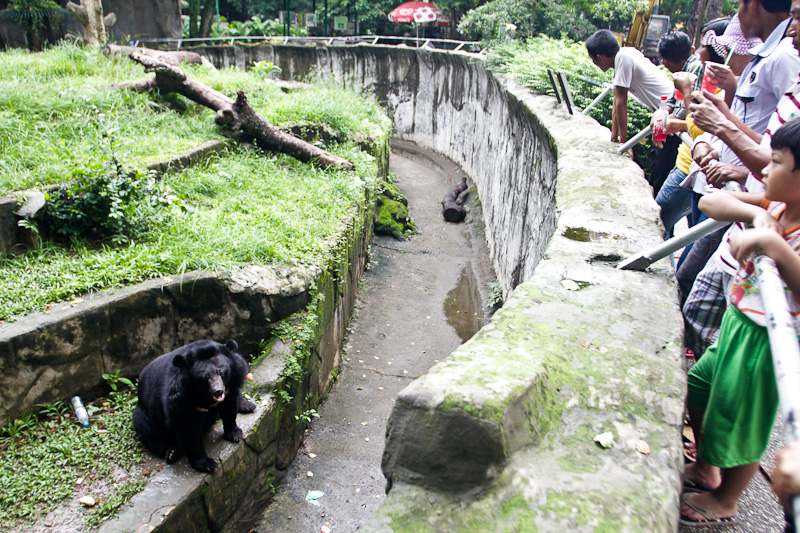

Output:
xmin=370 ymin=85 xmax=684 ymax=532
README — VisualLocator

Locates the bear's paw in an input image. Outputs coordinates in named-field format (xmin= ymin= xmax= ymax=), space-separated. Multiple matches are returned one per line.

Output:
xmin=191 ymin=456 xmax=219 ymax=473
xmin=224 ymin=426 xmax=244 ymax=443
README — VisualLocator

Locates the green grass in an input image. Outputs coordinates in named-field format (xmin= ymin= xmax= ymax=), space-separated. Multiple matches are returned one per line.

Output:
xmin=0 ymin=43 xmax=220 ymax=194
xmin=0 ymin=144 xmax=383 ymax=322
xmin=0 ymin=389 xmax=145 ymax=528
xmin=0 ymin=42 xmax=389 ymax=195
xmin=0 ymin=42 xmax=391 ymax=322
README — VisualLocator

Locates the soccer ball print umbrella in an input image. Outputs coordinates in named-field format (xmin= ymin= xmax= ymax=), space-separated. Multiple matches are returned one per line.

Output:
xmin=387 ymin=1 xmax=441 ymax=24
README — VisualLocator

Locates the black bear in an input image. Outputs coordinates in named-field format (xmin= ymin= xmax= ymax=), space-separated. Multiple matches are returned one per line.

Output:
xmin=132 ymin=339 xmax=257 ymax=472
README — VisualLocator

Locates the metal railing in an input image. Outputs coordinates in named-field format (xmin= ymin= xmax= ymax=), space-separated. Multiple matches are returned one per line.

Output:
xmin=133 ymin=34 xmax=484 ymax=53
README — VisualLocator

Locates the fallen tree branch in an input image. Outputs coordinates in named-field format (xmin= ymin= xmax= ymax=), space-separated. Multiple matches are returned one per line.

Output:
xmin=118 ymin=50 xmax=354 ymax=171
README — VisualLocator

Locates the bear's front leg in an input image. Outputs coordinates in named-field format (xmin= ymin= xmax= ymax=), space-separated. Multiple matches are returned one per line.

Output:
xmin=219 ymin=397 xmax=243 ymax=442
xmin=176 ymin=425 xmax=218 ymax=473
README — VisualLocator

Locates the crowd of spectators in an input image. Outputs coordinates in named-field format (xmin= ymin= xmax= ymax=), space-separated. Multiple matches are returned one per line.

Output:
xmin=586 ymin=0 xmax=800 ymax=527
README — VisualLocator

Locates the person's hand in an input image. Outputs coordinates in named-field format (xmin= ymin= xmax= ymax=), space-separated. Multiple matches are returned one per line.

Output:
xmin=704 ymin=162 xmax=748 ymax=188
xmin=650 ymin=113 xmax=664 ymax=148
xmin=773 ymin=441 xmax=800 ymax=513
xmin=672 ymin=72 xmax=696 ymax=98
xmin=689 ymin=90 xmax=732 ymax=134
xmin=730 ymin=228 xmax=784 ymax=263
xmin=750 ymin=210 xmax=785 ymax=233
xmin=703 ymin=63 xmax=737 ymax=97
xmin=692 ymin=142 xmax=717 ymax=166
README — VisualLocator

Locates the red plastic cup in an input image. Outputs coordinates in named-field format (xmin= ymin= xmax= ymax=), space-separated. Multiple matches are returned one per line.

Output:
xmin=701 ymin=72 xmax=717 ymax=93
xmin=675 ymin=90 xmax=684 ymax=102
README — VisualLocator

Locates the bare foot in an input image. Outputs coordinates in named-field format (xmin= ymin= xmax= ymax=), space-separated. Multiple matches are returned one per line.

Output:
xmin=682 ymin=491 xmax=738 ymax=522
xmin=685 ymin=460 xmax=722 ymax=490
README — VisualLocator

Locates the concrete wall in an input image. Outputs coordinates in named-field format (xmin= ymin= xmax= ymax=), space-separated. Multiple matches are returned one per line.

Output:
xmin=191 ymin=43 xmax=685 ymax=531
xmin=199 ymin=43 xmax=558 ymax=298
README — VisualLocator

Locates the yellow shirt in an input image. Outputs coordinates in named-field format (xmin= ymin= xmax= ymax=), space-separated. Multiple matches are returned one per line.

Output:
xmin=676 ymin=115 xmax=705 ymax=174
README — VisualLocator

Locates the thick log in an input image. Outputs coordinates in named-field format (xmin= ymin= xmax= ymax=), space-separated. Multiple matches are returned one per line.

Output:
xmin=441 ymin=177 xmax=468 ymax=223
xmin=123 ymin=51 xmax=354 ymax=171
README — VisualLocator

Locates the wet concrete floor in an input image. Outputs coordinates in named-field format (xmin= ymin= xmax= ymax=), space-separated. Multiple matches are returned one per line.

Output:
xmin=254 ymin=145 xmax=496 ymax=533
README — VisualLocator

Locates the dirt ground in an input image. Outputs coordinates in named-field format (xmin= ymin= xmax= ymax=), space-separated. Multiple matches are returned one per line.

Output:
xmin=254 ymin=145 xmax=497 ymax=533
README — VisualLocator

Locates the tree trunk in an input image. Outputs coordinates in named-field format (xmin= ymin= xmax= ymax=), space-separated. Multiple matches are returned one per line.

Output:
xmin=121 ymin=50 xmax=355 ymax=171
xmin=688 ymin=0 xmax=710 ymax=48
xmin=705 ymin=0 xmax=724 ymax=24
xmin=441 ymin=177 xmax=468 ymax=222
xmin=200 ymin=1 xmax=216 ymax=38
xmin=187 ymin=0 xmax=200 ymax=38
xmin=66 ymin=0 xmax=116 ymax=45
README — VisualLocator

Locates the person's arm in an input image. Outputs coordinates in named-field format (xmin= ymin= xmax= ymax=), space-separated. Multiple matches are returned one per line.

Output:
xmin=689 ymin=90 xmax=770 ymax=177
xmin=698 ymin=190 xmax=782 ymax=232
xmin=731 ymin=229 xmax=800 ymax=298
xmin=612 ymin=86 xmax=628 ymax=143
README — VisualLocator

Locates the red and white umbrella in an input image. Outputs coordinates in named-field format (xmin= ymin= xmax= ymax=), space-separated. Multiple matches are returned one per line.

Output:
xmin=387 ymin=1 xmax=441 ymax=24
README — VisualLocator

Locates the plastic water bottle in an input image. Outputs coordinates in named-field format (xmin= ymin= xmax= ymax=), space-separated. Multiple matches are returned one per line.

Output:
xmin=653 ymin=95 xmax=669 ymax=142
xmin=71 ymin=396 xmax=89 ymax=428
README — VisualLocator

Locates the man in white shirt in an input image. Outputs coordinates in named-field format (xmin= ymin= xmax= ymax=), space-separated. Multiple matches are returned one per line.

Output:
xmin=586 ymin=29 xmax=679 ymax=194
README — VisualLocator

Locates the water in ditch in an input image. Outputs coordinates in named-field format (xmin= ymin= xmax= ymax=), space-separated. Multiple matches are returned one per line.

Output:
xmin=252 ymin=145 xmax=497 ymax=533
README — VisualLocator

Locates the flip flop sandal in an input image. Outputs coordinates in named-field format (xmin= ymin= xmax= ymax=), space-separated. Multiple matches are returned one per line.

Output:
xmin=680 ymin=493 xmax=739 ymax=528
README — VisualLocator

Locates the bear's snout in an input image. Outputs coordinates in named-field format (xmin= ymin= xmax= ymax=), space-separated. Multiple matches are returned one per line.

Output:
xmin=209 ymin=376 xmax=226 ymax=402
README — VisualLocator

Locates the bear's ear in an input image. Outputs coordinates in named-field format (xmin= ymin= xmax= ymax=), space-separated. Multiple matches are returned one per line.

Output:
xmin=172 ymin=353 xmax=190 ymax=368
xmin=225 ymin=339 xmax=238 ymax=353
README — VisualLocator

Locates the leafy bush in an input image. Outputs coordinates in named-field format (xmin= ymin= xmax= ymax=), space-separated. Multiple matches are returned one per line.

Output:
xmin=458 ymin=0 xmax=648 ymax=42
xmin=221 ymin=15 xmax=308 ymax=38
xmin=0 ymin=0 xmax=66 ymax=50
xmin=42 ymin=143 xmax=179 ymax=244
xmin=487 ymin=37 xmax=653 ymax=168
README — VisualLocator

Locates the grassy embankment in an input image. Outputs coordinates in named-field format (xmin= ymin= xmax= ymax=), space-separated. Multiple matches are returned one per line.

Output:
xmin=0 ymin=42 xmax=390 ymax=529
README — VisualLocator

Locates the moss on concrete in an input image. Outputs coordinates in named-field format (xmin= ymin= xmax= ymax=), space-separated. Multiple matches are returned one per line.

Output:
xmin=375 ymin=195 xmax=417 ymax=240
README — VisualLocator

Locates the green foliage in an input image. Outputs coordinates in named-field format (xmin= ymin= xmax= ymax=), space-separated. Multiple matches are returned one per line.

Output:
xmin=222 ymin=15 xmax=308 ymax=37
xmin=0 ymin=45 xmax=390 ymax=323
xmin=102 ymin=370 xmax=136 ymax=395
xmin=487 ymin=37 xmax=653 ymax=167
xmin=0 ymin=389 xmax=144 ymax=528
xmin=272 ymin=292 xmax=324 ymax=381
xmin=458 ymin=0 xmax=537 ymax=41
xmin=42 ymin=146 xmax=180 ymax=245
xmin=0 ymin=42 xmax=219 ymax=195
xmin=0 ymin=0 xmax=66 ymax=49
xmin=659 ymin=0 xmax=738 ymax=32
xmin=250 ymin=59 xmax=282 ymax=78
xmin=458 ymin=0 xmax=647 ymax=42
xmin=487 ymin=281 xmax=503 ymax=308
xmin=295 ymin=408 xmax=320 ymax=423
